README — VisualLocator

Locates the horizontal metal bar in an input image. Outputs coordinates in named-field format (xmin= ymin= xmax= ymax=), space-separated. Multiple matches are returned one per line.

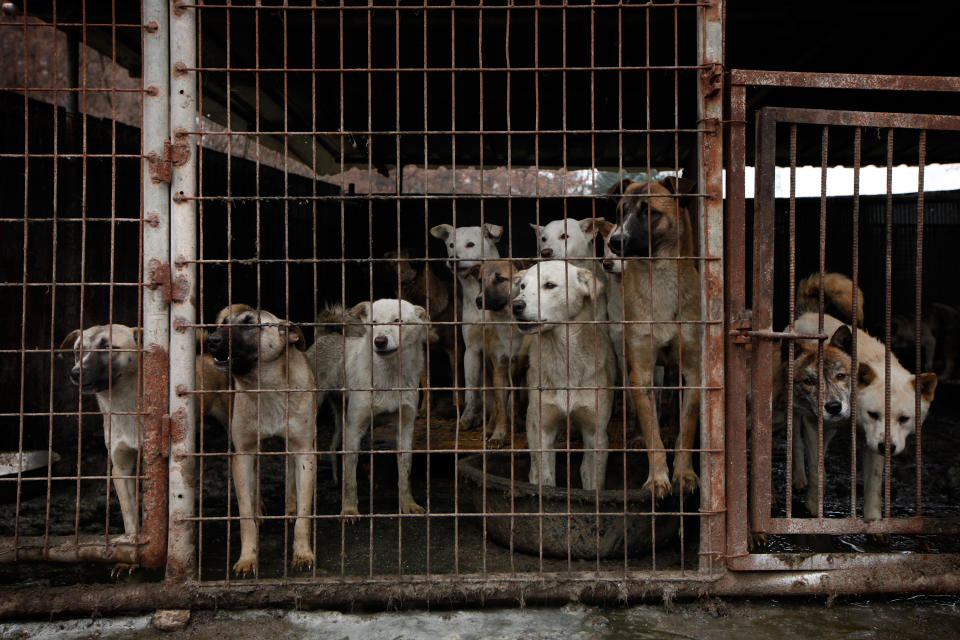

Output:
xmin=728 ymin=553 xmax=960 ymax=573
xmin=189 ymin=65 xmax=709 ymax=74
xmin=762 ymin=106 xmax=960 ymax=131
xmin=730 ymin=69 xmax=960 ymax=92
xmin=759 ymin=516 xmax=960 ymax=536
xmin=0 ymin=535 xmax=141 ymax=564
xmin=746 ymin=329 xmax=827 ymax=341
xmin=179 ymin=2 xmax=712 ymax=11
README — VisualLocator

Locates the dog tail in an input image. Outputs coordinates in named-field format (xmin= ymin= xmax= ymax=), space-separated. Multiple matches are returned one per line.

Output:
xmin=796 ymin=272 xmax=865 ymax=325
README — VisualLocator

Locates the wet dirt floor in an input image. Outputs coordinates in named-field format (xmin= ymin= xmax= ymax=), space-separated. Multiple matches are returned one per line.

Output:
xmin=2 ymin=598 xmax=959 ymax=640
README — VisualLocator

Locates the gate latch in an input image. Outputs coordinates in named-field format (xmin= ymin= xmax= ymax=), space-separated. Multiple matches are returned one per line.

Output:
xmin=147 ymin=259 xmax=188 ymax=305
xmin=147 ymin=140 xmax=190 ymax=184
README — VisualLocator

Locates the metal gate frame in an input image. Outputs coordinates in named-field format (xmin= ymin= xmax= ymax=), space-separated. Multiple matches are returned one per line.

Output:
xmin=723 ymin=70 xmax=960 ymax=576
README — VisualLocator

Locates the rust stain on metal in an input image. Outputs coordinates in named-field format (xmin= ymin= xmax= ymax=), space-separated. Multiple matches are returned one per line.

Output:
xmin=147 ymin=259 xmax=187 ymax=305
xmin=700 ymin=62 xmax=723 ymax=98
xmin=140 ymin=343 xmax=170 ymax=569
xmin=146 ymin=141 xmax=190 ymax=184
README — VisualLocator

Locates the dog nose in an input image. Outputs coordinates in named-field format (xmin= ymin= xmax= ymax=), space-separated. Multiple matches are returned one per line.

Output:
xmin=207 ymin=333 xmax=222 ymax=350
xmin=825 ymin=400 xmax=842 ymax=415
xmin=876 ymin=441 xmax=888 ymax=455
xmin=540 ymin=248 xmax=553 ymax=258
xmin=511 ymin=299 xmax=526 ymax=316
xmin=602 ymin=259 xmax=614 ymax=271
xmin=69 ymin=367 xmax=81 ymax=384
xmin=374 ymin=336 xmax=388 ymax=350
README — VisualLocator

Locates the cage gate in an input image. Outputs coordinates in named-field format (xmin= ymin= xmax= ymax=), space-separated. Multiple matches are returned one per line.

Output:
xmin=725 ymin=73 xmax=960 ymax=578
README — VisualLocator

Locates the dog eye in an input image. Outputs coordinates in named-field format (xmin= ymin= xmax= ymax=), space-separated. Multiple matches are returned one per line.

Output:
xmin=465 ymin=242 xmax=475 ymax=248
xmin=393 ymin=317 xmax=400 ymax=323
xmin=544 ymin=282 xmax=557 ymax=290
xmin=449 ymin=243 xmax=454 ymax=249
xmin=559 ymin=233 xmax=568 ymax=240
xmin=868 ymin=411 xmax=881 ymax=420
xmin=541 ymin=237 xmax=546 ymax=243
xmin=898 ymin=415 xmax=910 ymax=424
xmin=520 ymin=283 xmax=525 ymax=290
xmin=803 ymin=377 xmax=817 ymax=386
xmin=494 ymin=274 xmax=507 ymax=283
xmin=835 ymin=372 xmax=847 ymax=381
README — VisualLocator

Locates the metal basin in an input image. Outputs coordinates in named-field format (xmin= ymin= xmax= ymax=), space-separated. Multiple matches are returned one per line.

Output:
xmin=0 ymin=451 xmax=61 ymax=502
xmin=458 ymin=452 xmax=681 ymax=559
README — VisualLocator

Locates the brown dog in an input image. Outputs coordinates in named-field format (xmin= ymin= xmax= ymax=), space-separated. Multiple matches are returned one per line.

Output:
xmin=605 ymin=176 xmax=700 ymax=498
xmin=206 ymin=305 xmax=316 ymax=576
xmin=463 ymin=259 xmax=532 ymax=446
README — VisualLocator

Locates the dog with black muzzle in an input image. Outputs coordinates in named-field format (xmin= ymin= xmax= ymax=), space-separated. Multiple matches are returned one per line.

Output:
xmin=61 ymin=324 xmax=231 ymax=544
xmin=511 ymin=261 xmax=616 ymax=490
xmin=605 ymin=176 xmax=701 ymax=499
xmin=463 ymin=259 xmax=532 ymax=447
xmin=340 ymin=298 xmax=430 ymax=518
xmin=206 ymin=305 xmax=316 ymax=576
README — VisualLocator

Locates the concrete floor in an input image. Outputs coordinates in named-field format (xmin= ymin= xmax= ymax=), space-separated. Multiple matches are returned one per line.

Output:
xmin=2 ymin=598 xmax=959 ymax=640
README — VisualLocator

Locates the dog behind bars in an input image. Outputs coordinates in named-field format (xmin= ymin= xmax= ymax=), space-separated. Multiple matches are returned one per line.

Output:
xmin=206 ymin=305 xmax=316 ymax=576
xmin=61 ymin=324 xmax=230 ymax=542
xmin=339 ymin=298 xmax=431 ymax=518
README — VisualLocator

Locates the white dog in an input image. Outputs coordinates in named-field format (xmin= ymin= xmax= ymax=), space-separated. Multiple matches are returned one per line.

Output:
xmin=341 ymin=298 xmax=430 ymax=518
xmin=511 ymin=261 xmax=616 ymax=490
xmin=429 ymin=223 xmax=502 ymax=429
xmin=793 ymin=312 xmax=937 ymax=521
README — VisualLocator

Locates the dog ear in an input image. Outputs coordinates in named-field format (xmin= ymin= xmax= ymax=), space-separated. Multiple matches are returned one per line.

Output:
xmin=913 ymin=372 xmax=938 ymax=403
xmin=129 ymin=327 xmax=141 ymax=346
xmin=605 ymin=178 xmax=633 ymax=197
xmin=596 ymin=219 xmax=616 ymax=239
xmin=858 ymin=362 xmax=877 ymax=389
xmin=383 ymin=249 xmax=398 ymax=260
xmin=343 ymin=301 xmax=371 ymax=338
xmin=413 ymin=304 xmax=430 ymax=324
xmin=429 ymin=224 xmax=453 ymax=241
xmin=660 ymin=175 xmax=697 ymax=195
xmin=484 ymin=223 xmax=504 ymax=242
xmin=59 ymin=329 xmax=82 ymax=358
xmin=461 ymin=264 xmax=482 ymax=281
xmin=283 ymin=322 xmax=308 ymax=352
xmin=828 ymin=324 xmax=854 ymax=356
xmin=513 ymin=259 xmax=536 ymax=271
xmin=529 ymin=222 xmax=543 ymax=235
xmin=578 ymin=217 xmax=605 ymax=237
xmin=574 ymin=266 xmax=604 ymax=302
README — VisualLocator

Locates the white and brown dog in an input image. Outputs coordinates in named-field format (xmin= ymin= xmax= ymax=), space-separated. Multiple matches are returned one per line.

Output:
xmin=62 ymin=324 xmax=230 ymax=540
xmin=340 ymin=298 xmax=430 ymax=518
xmin=206 ymin=306 xmax=316 ymax=576
xmin=511 ymin=261 xmax=616 ymax=490
xmin=429 ymin=223 xmax=502 ymax=429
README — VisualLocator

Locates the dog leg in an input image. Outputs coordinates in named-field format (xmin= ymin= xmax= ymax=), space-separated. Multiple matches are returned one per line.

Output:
xmin=289 ymin=430 xmax=316 ymax=571
xmin=863 ymin=448 xmax=884 ymax=522
xmin=577 ymin=408 xmax=609 ymax=491
xmin=230 ymin=441 xmax=259 ymax=577
xmin=417 ymin=368 xmax=430 ymax=417
xmin=801 ymin=418 xmax=821 ymax=516
xmin=791 ymin=419 xmax=808 ymax=492
xmin=460 ymin=344 xmax=483 ymax=429
xmin=110 ymin=443 xmax=139 ymax=538
xmin=628 ymin=361 xmax=671 ymax=498
xmin=341 ymin=407 xmax=364 ymax=520
xmin=672 ymin=356 xmax=701 ymax=494
xmin=329 ymin=398 xmax=343 ymax=483
xmin=285 ymin=453 xmax=297 ymax=516
xmin=486 ymin=357 xmax=509 ymax=447
xmin=446 ymin=343 xmax=465 ymax=409
xmin=526 ymin=402 xmax=561 ymax=487
xmin=397 ymin=404 xmax=424 ymax=514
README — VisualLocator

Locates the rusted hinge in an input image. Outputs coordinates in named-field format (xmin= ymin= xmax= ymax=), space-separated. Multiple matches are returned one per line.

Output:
xmin=147 ymin=140 xmax=190 ymax=184
xmin=729 ymin=311 xmax=752 ymax=345
xmin=700 ymin=62 xmax=723 ymax=98
xmin=147 ymin=259 xmax=188 ymax=305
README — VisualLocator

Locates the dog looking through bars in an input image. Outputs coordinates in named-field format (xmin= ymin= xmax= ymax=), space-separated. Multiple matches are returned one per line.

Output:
xmin=206 ymin=306 xmax=316 ymax=576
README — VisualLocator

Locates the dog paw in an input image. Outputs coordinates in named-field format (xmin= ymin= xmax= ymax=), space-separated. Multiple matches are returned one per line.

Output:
xmin=642 ymin=472 xmax=673 ymax=500
xmin=459 ymin=407 xmax=482 ymax=430
xmin=486 ymin=431 xmax=507 ymax=449
xmin=672 ymin=466 xmax=700 ymax=494
xmin=792 ymin=474 xmax=808 ymax=492
xmin=291 ymin=549 xmax=315 ymax=571
xmin=232 ymin=555 xmax=257 ymax=577
xmin=110 ymin=562 xmax=139 ymax=578
xmin=402 ymin=500 xmax=425 ymax=515
xmin=804 ymin=496 xmax=820 ymax=517
xmin=341 ymin=505 xmax=360 ymax=523
xmin=748 ymin=533 xmax=768 ymax=551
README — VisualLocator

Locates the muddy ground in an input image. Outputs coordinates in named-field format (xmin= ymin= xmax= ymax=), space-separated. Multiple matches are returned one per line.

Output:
xmin=2 ymin=598 xmax=960 ymax=640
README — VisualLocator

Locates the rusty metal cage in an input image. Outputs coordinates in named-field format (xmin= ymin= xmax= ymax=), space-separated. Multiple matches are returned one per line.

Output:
xmin=2 ymin=1 xmax=960 ymax=617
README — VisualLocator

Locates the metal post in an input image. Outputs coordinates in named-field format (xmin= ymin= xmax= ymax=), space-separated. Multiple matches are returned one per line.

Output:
xmin=167 ymin=0 xmax=198 ymax=582
xmin=139 ymin=0 xmax=171 ymax=570
xmin=697 ymin=0 xmax=725 ymax=573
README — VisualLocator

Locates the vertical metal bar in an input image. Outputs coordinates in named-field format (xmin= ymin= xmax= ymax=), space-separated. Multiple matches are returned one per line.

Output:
xmin=849 ymin=127 xmax=861 ymax=518
xmin=697 ymin=0 xmax=724 ymax=573
xmin=883 ymin=128 xmax=894 ymax=520
xmin=750 ymin=109 xmax=776 ymax=534
xmin=816 ymin=125 xmax=828 ymax=519
xmin=168 ymin=0 xmax=199 ymax=581
xmin=139 ymin=0 xmax=171 ymax=571
xmin=723 ymin=82 xmax=748 ymax=562
xmin=785 ymin=124 xmax=797 ymax=519
xmin=914 ymin=130 xmax=926 ymax=517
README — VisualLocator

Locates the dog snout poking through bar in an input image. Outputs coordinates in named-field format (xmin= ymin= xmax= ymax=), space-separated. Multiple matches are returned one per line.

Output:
xmin=211 ymin=306 xmax=316 ymax=577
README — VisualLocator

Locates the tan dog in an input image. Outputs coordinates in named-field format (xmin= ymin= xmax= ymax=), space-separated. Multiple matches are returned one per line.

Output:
xmin=206 ymin=306 xmax=316 ymax=576
xmin=463 ymin=259 xmax=532 ymax=447
xmin=605 ymin=176 xmax=701 ymax=498
xmin=891 ymin=302 xmax=960 ymax=380
xmin=61 ymin=324 xmax=230 ymax=540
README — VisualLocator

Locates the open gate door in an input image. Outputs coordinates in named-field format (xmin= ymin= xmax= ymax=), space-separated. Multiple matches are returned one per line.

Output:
xmin=725 ymin=70 xmax=960 ymax=574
